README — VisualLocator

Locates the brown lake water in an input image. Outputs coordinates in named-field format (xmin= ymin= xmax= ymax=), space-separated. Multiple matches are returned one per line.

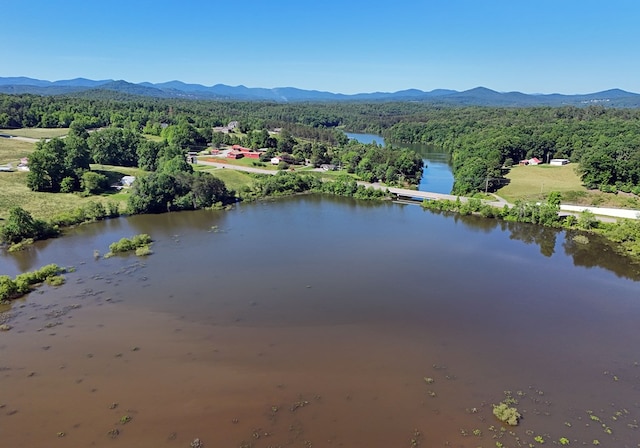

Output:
xmin=1 ymin=195 xmax=640 ymax=448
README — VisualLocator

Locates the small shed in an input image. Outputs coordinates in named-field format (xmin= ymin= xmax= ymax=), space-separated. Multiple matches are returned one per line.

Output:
xmin=121 ymin=176 xmax=136 ymax=187
xmin=528 ymin=157 xmax=542 ymax=165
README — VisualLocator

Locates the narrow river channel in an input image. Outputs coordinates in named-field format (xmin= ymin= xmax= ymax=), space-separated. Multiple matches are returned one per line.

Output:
xmin=346 ymin=132 xmax=454 ymax=194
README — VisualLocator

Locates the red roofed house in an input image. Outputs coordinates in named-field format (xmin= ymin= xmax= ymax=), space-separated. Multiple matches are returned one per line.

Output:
xmin=226 ymin=150 xmax=244 ymax=159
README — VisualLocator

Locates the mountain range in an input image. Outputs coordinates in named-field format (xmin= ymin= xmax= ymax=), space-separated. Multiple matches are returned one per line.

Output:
xmin=1 ymin=76 xmax=640 ymax=107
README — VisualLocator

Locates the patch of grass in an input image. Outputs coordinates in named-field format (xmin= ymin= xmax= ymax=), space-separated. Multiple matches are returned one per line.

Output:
xmin=193 ymin=165 xmax=257 ymax=193
xmin=0 ymin=128 xmax=70 ymax=139
xmin=89 ymin=164 xmax=146 ymax=178
xmin=498 ymin=164 xmax=585 ymax=203
xmin=199 ymin=156 xmax=279 ymax=170
xmin=142 ymin=134 xmax=164 ymax=142
xmin=0 ymin=137 xmax=35 ymax=164
xmin=0 ymin=170 xmax=128 ymax=222
xmin=497 ymin=164 xmax=640 ymax=209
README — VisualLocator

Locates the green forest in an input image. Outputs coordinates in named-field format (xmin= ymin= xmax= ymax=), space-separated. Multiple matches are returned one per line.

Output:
xmin=2 ymin=94 xmax=640 ymax=196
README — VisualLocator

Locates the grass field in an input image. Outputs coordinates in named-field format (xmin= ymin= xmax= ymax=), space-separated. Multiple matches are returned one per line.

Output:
xmin=0 ymin=137 xmax=35 ymax=165
xmin=194 ymin=165 xmax=258 ymax=193
xmin=0 ymin=140 xmax=135 ymax=221
xmin=199 ymin=156 xmax=280 ymax=170
xmin=497 ymin=164 xmax=640 ymax=209
xmin=0 ymin=170 xmax=130 ymax=222
xmin=498 ymin=164 xmax=585 ymax=202
xmin=0 ymin=128 xmax=70 ymax=139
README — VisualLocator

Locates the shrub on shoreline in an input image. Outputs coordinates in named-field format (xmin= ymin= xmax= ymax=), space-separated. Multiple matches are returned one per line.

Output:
xmin=421 ymin=194 xmax=640 ymax=262
xmin=0 ymin=264 xmax=66 ymax=302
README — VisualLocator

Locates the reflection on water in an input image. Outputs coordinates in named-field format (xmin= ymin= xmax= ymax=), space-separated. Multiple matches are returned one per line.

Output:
xmin=345 ymin=132 xmax=454 ymax=194
xmin=1 ymin=196 xmax=640 ymax=447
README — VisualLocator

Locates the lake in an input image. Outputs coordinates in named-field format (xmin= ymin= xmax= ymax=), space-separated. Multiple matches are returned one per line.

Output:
xmin=1 ymin=195 xmax=639 ymax=448
xmin=346 ymin=132 xmax=454 ymax=194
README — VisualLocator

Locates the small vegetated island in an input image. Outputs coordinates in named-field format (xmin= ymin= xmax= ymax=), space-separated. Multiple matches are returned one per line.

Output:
xmin=1 ymin=94 xmax=640 ymax=260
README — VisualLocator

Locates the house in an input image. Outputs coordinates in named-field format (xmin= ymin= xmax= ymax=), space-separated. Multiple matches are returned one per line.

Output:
xmin=550 ymin=158 xmax=570 ymax=166
xmin=187 ymin=152 xmax=199 ymax=164
xmin=528 ymin=157 xmax=542 ymax=165
xmin=227 ymin=151 xmax=244 ymax=159
xmin=121 ymin=176 xmax=136 ymax=187
xmin=320 ymin=164 xmax=337 ymax=171
xmin=213 ymin=121 xmax=240 ymax=134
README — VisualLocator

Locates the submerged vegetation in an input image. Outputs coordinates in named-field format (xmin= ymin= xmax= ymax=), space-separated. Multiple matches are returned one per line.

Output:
xmin=492 ymin=402 xmax=521 ymax=426
xmin=0 ymin=264 xmax=66 ymax=302
xmin=105 ymin=234 xmax=153 ymax=257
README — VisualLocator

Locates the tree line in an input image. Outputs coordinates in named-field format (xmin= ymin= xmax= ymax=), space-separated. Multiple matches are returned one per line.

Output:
xmin=3 ymin=94 xmax=640 ymax=195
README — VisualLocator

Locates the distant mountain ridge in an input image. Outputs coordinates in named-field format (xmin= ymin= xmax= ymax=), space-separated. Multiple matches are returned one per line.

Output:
xmin=1 ymin=76 xmax=640 ymax=107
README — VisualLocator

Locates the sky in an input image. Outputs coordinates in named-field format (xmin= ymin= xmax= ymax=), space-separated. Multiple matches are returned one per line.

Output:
xmin=2 ymin=0 xmax=639 ymax=94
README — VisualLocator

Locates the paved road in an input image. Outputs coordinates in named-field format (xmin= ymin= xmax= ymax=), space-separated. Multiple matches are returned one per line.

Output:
xmin=196 ymin=159 xmax=279 ymax=175
xmin=6 ymin=135 xmax=41 ymax=143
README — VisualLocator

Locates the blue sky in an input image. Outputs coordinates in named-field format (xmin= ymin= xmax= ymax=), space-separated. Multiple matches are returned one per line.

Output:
xmin=2 ymin=0 xmax=639 ymax=94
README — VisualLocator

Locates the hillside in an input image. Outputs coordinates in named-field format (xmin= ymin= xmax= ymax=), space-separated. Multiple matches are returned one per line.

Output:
xmin=1 ymin=77 xmax=640 ymax=106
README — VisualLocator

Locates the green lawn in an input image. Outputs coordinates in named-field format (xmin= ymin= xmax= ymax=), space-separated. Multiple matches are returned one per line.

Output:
xmin=194 ymin=165 xmax=257 ymax=193
xmin=199 ymin=156 xmax=280 ymax=170
xmin=142 ymin=134 xmax=164 ymax=142
xmin=498 ymin=164 xmax=585 ymax=203
xmin=0 ymin=128 xmax=70 ymax=139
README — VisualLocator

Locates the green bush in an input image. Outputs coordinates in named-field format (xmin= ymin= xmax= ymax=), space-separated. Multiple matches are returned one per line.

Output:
xmin=60 ymin=176 xmax=78 ymax=193
xmin=107 ymin=234 xmax=153 ymax=256
xmin=0 ymin=275 xmax=19 ymax=301
xmin=135 ymin=245 xmax=153 ymax=257
xmin=492 ymin=402 xmax=521 ymax=426
xmin=81 ymin=171 xmax=109 ymax=194
xmin=0 ymin=264 xmax=66 ymax=301
xmin=0 ymin=206 xmax=58 ymax=244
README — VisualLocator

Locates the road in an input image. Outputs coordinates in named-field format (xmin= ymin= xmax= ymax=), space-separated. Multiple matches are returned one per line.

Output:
xmin=196 ymin=159 xmax=280 ymax=175
xmin=197 ymin=160 xmax=640 ymax=220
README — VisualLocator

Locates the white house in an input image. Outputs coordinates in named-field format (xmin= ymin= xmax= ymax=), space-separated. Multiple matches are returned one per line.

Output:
xmin=121 ymin=176 xmax=136 ymax=187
